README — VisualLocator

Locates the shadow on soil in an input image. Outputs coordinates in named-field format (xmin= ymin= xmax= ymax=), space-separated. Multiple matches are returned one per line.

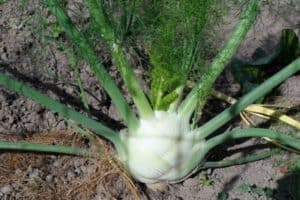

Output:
xmin=0 ymin=61 xmax=124 ymax=130
xmin=275 ymin=161 xmax=300 ymax=200
xmin=217 ymin=157 xmax=300 ymax=200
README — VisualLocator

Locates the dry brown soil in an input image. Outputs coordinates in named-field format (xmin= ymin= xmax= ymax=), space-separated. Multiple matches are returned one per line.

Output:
xmin=0 ymin=1 xmax=300 ymax=199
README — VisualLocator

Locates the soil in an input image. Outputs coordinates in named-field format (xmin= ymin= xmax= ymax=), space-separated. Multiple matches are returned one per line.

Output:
xmin=0 ymin=1 xmax=300 ymax=200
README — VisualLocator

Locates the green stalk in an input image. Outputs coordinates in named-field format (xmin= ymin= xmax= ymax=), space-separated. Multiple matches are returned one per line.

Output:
xmin=43 ymin=0 xmax=138 ymax=130
xmin=0 ymin=73 xmax=126 ymax=155
xmin=179 ymin=0 xmax=260 ymax=118
xmin=195 ymin=57 xmax=300 ymax=141
xmin=173 ymin=149 xmax=277 ymax=182
xmin=206 ymin=128 xmax=300 ymax=151
xmin=68 ymin=121 xmax=95 ymax=142
xmin=179 ymin=128 xmax=299 ymax=181
xmin=0 ymin=141 xmax=98 ymax=157
xmin=65 ymin=48 xmax=90 ymax=114
xmin=86 ymin=0 xmax=153 ymax=119
xmin=74 ymin=67 xmax=90 ymax=113
xmin=202 ymin=149 xmax=280 ymax=169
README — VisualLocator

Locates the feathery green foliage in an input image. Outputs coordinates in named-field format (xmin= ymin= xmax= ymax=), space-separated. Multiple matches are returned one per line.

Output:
xmin=179 ymin=0 xmax=261 ymax=118
xmin=97 ymin=0 xmax=225 ymax=110
xmin=147 ymin=0 xmax=222 ymax=110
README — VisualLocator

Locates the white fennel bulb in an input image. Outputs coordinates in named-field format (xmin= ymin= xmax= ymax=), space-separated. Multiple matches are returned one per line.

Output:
xmin=120 ymin=111 xmax=205 ymax=183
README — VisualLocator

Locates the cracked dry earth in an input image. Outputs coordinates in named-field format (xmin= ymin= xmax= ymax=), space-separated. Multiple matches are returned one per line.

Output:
xmin=1 ymin=1 xmax=300 ymax=199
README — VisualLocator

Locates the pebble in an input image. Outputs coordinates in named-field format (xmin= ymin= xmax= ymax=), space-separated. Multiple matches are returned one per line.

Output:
xmin=29 ymin=168 xmax=40 ymax=179
xmin=53 ymin=160 xmax=61 ymax=167
xmin=15 ymin=169 xmax=22 ymax=175
xmin=74 ymin=167 xmax=81 ymax=174
xmin=67 ymin=171 xmax=75 ymax=181
xmin=80 ymin=165 xmax=87 ymax=173
xmin=46 ymin=175 xmax=53 ymax=182
xmin=54 ymin=177 xmax=60 ymax=183
xmin=0 ymin=184 xmax=12 ymax=194
xmin=73 ymin=160 xmax=82 ymax=168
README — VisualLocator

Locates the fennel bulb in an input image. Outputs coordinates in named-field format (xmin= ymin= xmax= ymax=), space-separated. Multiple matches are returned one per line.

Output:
xmin=120 ymin=111 xmax=205 ymax=183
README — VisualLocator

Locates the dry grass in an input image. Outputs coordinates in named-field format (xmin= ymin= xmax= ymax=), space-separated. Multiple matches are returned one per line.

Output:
xmin=0 ymin=129 xmax=141 ymax=200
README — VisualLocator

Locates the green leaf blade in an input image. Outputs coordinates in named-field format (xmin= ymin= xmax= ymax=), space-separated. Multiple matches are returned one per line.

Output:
xmin=0 ymin=72 xmax=125 ymax=153
xmin=43 ymin=0 xmax=138 ymax=129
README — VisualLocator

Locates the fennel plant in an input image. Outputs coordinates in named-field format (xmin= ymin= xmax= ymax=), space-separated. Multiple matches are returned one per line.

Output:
xmin=0 ymin=0 xmax=300 ymax=184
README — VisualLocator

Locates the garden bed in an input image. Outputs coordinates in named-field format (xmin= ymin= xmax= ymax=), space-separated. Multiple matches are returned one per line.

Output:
xmin=0 ymin=1 xmax=299 ymax=199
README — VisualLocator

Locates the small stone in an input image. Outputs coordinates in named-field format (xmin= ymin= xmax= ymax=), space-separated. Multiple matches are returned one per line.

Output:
xmin=46 ymin=175 xmax=53 ymax=182
xmin=15 ymin=193 xmax=22 ymax=199
xmin=0 ymin=184 xmax=12 ymax=194
xmin=108 ymin=105 xmax=120 ymax=121
xmin=54 ymin=177 xmax=59 ymax=183
xmin=31 ymin=103 xmax=42 ymax=112
xmin=80 ymin=166 xmax=87 ymax=173
xmin=73 ymin=160 xmax=81 ymax=168
xmin=7 ymin=115 xmax=14 ymax=124
xmin=53 ymin=160 xmax=61 ymax=167
xmin=24 ymin=123 xmax=35 ymax=131
xmin=67 ymin=171 xmax=75 ymax=181
xmin=56 ymin=121 xmax=67 ymax=129
xmin=86 ymin=166 xmax=96 ymax=174
xmin=29 ymin=168 xmax=40 ymax=179
xmin=74 ymin=168 xmax=81 ymax=174
xmin=15 ymin=169 xmax=22 ymax=175
xmin=207 ymin=168 xmax=213 ymax=175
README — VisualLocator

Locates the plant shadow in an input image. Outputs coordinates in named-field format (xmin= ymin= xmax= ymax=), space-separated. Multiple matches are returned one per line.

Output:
xmin=275 ymin=160 xmax=300 ymax=200
xmin=0 ymin=61 xmax=124 ymax=131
